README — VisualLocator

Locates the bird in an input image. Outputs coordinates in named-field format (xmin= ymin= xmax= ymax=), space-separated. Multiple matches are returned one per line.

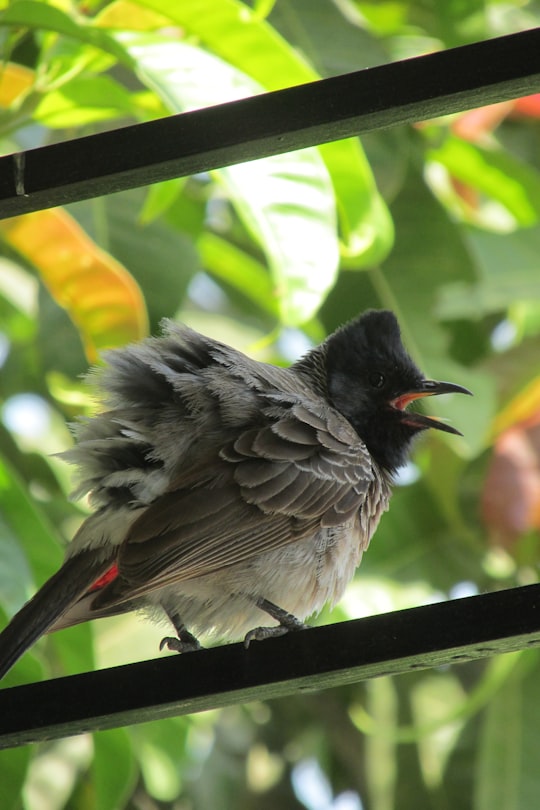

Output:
xmin=0 ymin=309 xmax=471 ymax=680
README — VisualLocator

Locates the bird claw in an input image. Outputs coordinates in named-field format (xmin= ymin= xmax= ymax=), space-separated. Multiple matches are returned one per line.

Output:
xmin=159 ymin=635 xmax=203 ymax=654
xmin=244 ymin=625 xmax=288 ymax=648
xmin=243 ymin=621 xmax=309 ymax=649
xmin=243 ymin=597 xmax=309 ymax=648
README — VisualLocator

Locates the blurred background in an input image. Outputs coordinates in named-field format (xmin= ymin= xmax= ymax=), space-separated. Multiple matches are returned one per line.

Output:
xmin=1 ymin=0 xmax=540 ymax=808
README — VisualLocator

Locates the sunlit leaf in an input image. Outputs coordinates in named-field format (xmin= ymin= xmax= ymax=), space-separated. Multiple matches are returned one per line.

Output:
xmin=0 ymin=0 xmax=129 ymax=63
xmin=132 ymin=0 xmax=316 ymax=85
xmin=112 ymin=31 xmax=338 ymax=324
xmin=0 ymin=209 xmax=148 ymax=361
xmin=34 ymin=74 xmax=140 ymax=128
xmin=253 ymin=0 xmax=276 ymax=19
xmin=125 ymin=0 xmax=393 ymax=262
xmin=1 ymin=1 xmax=392 ymax=266
xmin=94 ymin=0 xmax=168 ymax=31
xmin=0 ymin=0 xmax=93 ymax=39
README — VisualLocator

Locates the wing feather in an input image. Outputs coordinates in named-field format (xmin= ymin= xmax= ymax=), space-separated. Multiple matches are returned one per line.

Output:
xmin=271 ymin=417 xmax=319 ymax=445
xmin=94 ymin=398 xmax=380 ymax=609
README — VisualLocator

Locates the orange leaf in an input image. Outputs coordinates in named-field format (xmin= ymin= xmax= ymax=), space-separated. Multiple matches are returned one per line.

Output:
xmin=512 ymin=94 xmax=540 ymax=120
xmin=492 ymin=377 xmax=540 ymax=438
xmin=482 ymin=378 xmax=540 ymax=547
xmin=482 ymin=419 xmax=540 ymax=547
xmin=451 ymin=95 xmax=540 ymax=144
xmin=0 ymin=209 xmax=148 ymax=361
xmin=0 ymin=62 xmax=34 ymax=107
xmin=452 ymin=101 xmax=515 ymax=142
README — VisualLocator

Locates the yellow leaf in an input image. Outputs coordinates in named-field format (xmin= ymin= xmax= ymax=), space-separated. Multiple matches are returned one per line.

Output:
xmin=492 ymin=377 xmax=540 ymax=437
xmin=0 ymin=209 xmax=148 ymax=361
xmin=96 ymin=0 xmax=170 ymax=30
xmin=0 ymin=62 xmax=34 ymax=107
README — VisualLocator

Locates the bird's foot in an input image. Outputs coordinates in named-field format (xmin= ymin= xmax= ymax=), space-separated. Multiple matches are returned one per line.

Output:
xmin=161 ymin=610 xmax=203 ymax=653
xmin=159 ymin=634 xmax=202 ymax=653
xmin=244 ymin=598 xmax=309 ymax=649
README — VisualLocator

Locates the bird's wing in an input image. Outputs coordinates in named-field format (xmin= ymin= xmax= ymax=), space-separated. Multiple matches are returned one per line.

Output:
xmin=96 ymin=400 xmax=377 ymax=606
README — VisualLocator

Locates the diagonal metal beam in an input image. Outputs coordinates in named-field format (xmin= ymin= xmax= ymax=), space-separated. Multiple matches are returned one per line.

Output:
xmin=2 ymin=583 xmax=540 ymax=749
xmin=0 ymin=28 xmax=539 ymax=218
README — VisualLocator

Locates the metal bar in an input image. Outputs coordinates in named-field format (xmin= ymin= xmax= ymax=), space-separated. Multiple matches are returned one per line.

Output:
xmin=2 ymin=583 xmax=540 ymax=749
xmin=0 ymin=28 xmax=539 ymax=218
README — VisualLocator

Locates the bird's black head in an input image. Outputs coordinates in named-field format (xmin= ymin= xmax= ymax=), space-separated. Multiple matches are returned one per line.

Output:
xmin=324 ymin=310 xmax=471 ymax=473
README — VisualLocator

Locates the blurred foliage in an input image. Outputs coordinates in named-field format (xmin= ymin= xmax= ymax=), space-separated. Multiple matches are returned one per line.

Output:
xmin=0 ymin=0 xmax=540 ymax=808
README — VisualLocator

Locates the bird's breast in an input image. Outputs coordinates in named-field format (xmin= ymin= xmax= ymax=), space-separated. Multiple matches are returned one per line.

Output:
xmin=249 ymin=520 xmax=367 ymax=619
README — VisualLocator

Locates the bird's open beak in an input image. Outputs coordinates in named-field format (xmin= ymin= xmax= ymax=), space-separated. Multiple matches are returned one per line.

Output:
xmin=390 ymin=380 xmax=473 ymax=436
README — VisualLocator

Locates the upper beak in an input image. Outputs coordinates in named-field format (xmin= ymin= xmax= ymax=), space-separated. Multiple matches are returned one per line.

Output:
xmin=391 ymin=380 xmax=473 ymax=436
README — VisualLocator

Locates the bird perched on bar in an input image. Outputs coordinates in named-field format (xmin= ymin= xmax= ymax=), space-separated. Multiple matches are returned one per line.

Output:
xmin=0 ymin=309 xmax=470 ymax=679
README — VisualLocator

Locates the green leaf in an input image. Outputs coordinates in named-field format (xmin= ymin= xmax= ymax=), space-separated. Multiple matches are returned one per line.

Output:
xmin=93 ymin=728 xmax=136 ymax=810
xmin=49 ymin=622 xmax=95 ymax=676
xmin=134 ymin=0 xmax=317 ymax=87
xmin=0 ymin=511 xmax=33 ymax=617
xmin=268 ymin=0 xmax=389 ymax=76
xmin=1 ymin=0 xmax=392 ymax=268
xmin=131 ymin=717 xmax=190 ymax=801
xmin=360 ymin=477 xmax=483 ymax=590
xmin=374 ymin=168 xmax=495 ymax=458
xmin=34 ymin=74 xmax=139 ymax=128
xmin=429 ymin=136 xmax=540 ymax=227
xmin=139 ymin=177 xmax=186 ymax=224
xmin=0 ymin=0 xmax=129 ymax=63
xmin=113 ymin=32 xmax=339 ymax=324
xmin=0 ymin=455 xmax=71 ymax=682
xmin=0 ymin=455 xmax=63 ymax=587
xmin=131 ymin=0 xmax=393 ymax=263
xmin=253 ymin=0 xmax=276 ymax=19
xmin=0 ymin=0 xmax=92 ymax=39
xmin=0 ymin=746 xmax=31 ymax=809
xmin=198 ymin=232 xmax=278 ymax=317
xmin=437 ymin=225 xmax=540 ymax=319
xmin=0 ymin=452 xmax=97 ymax=680
xmin=220 ymin=152 xmax=338 ymax=324
xmin=474 ymin=652 xmax=540 ymax=810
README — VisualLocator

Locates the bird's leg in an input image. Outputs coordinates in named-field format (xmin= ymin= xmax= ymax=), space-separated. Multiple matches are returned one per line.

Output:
xmin=243 ymin=597 xmax=309 ymax=648
xmin=160 ymin=609 xmax=203 ymax=653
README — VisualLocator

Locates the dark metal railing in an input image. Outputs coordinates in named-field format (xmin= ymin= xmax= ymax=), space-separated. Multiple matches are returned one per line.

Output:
xmin=2 ymin=583 xmax=540 ymax=748
xmin=0 ymin=29 xmax=538 ymax=218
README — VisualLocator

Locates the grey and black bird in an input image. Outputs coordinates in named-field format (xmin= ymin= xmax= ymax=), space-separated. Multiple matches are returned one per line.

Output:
xmin=0 ymin=309 xmax=471 ymax=679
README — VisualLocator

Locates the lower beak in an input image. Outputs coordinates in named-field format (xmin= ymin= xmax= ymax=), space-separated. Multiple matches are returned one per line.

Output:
xmin=391 ymin=380 xmax=472 ymax=436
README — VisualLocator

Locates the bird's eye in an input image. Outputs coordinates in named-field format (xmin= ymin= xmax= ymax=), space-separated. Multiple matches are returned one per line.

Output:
xmin=369 ymin=371 xmax=385 ymax=389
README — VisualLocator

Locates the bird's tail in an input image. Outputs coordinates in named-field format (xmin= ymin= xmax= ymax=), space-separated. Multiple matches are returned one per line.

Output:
xmin=0 ymin=551 xmax=113 ymax=681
